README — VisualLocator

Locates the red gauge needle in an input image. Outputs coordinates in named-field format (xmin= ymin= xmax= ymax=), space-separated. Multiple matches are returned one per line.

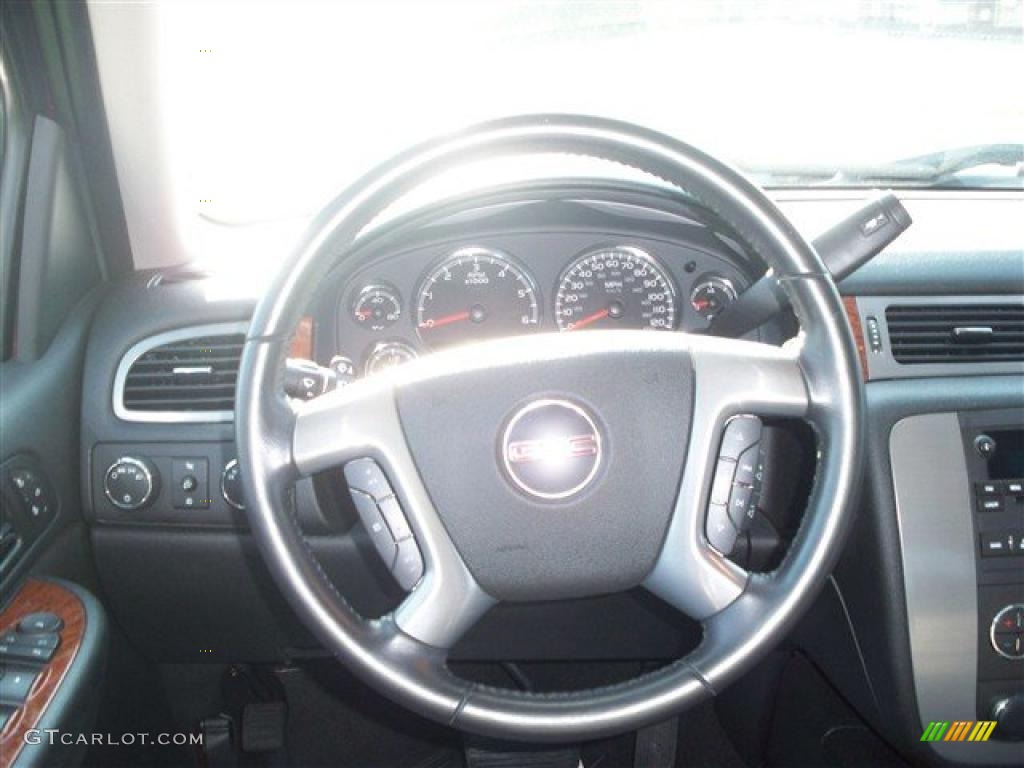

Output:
xmin=419 ymin=310 xmax=471 ymax=330
xmin=566 ymin=308 xmax=610 ymax=331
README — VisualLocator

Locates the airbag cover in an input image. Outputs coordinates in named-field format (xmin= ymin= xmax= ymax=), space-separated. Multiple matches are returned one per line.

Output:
xmin=395 ymin=337 xmax=693 ymax=601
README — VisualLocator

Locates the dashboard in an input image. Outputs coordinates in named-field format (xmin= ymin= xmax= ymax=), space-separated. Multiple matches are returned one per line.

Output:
xmin=68 ymin=179 xmax=1024 ymax=761
xmin=318 ymin=184 xmax=763 ymax=379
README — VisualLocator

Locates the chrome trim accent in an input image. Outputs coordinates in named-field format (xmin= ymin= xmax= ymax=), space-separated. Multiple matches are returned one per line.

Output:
xmin=990 ymin=604 xmax=1024 ymax=661
xmin=220 ymin=458 xmax=245 ymax=511
xmin=500 ymin=398 xmax=603 ymax=500
xmin=852 ymin=295 xmax=1024 ymax=381
xmin=103 ymin=456 xmax=155 ymax=510
xmin=112 ymin=321 xmax=249 ymax=423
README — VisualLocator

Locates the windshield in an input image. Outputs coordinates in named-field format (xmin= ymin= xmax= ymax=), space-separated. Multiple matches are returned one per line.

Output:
xmin=88 ymin=1 xmax=1022 ymax=265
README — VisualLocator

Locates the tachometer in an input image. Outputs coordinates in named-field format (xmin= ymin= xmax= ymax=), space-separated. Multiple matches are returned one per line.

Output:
xmin=555 ymin=246 xmax=676 ymax=332
xmin=415 ymin=247 xmax=540 ymax=349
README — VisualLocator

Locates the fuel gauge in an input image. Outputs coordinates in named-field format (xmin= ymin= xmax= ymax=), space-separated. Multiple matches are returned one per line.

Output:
xmin=352 ymin=284 xmax=402 ymax=331
xmin=689 ymin=276 xmax=737 ymax=320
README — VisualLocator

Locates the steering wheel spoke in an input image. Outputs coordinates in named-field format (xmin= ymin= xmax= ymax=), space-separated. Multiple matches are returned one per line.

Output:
xmin=292 ymin=376 xmax=495 ymax=649
xmin=644 ymin=334 xmax=809 ymax=619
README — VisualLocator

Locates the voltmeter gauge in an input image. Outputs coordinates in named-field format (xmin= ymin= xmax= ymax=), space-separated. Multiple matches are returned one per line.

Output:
xmin=352 ymin=284 xmax=402 ymax=331
xmin=689 ymin=276 xmax=737 ymax=320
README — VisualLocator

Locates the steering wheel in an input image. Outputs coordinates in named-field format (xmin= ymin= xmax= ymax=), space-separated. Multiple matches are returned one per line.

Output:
xmin=236 ymin=115 xmax=864 ymax=742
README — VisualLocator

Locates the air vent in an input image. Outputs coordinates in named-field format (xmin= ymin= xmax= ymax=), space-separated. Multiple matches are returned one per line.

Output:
xmin=886 ymin=304 xmax=1024 ymax=364
xmin=114 ymin=323 xmax=248 ymax=422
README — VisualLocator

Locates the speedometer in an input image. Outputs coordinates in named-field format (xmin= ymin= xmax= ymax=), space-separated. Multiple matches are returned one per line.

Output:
xmin=415 ymin=247 xmax=540 ymax=349
xmin=555 ymin=246 xmax=677 ymax=332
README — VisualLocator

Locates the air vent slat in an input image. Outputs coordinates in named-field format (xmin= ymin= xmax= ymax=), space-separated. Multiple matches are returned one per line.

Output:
xmin=125 ymin=398 xmax=237 ymax=411
xmin=887 ymin=320 xmax=1024 ymax=329
xmin=125 ymin=360 xmax=239 ymax=370
xmin=886 ymin=304 xmax=1024 ymax=365
xmin=124 ymin=384 xmax=237 ymax=395
xmin=121 ymin=332 xmax=245 ymax=413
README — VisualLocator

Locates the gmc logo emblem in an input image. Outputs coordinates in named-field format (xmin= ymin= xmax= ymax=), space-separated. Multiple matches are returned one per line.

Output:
xmin=500 ymin=399 xmax=604 ymax=500
xmin=506 ymin=434 xmax=600 ymax=465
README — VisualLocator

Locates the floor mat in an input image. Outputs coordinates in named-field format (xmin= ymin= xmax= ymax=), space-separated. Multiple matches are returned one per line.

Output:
xmin=673 ymin=702 xmax=748 ymax=768
xmin=766 ymin=653 xmax=908 ymax=768
xmin=276 ymin=664 xmax=464 ymax=768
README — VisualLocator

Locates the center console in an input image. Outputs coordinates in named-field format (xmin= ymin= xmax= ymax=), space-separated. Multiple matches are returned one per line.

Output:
xmin=960 ymin=412 xmax=1024 ymax=733
xmin=891 ymin=408 xmax=1023 ymax=763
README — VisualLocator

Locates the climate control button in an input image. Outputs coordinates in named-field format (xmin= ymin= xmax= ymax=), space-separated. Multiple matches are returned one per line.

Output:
xmin=991 ymin=604 xmax=1024 ymax=660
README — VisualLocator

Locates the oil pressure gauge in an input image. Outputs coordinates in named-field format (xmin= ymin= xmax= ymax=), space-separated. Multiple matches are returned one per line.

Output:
xmin=689 ymin=276 xmax=737 ymax=320
xmin=352 ymin=284 xmax=402 ymax=331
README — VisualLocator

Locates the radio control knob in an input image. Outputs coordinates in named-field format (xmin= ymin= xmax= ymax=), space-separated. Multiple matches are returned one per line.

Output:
xmin=975 ymin=434 xmax=997 ymax=459
xmin=104 ymin=457 xmax=158 ymax=510
xmin=990 ymin=694 xmax=1024 ymax=741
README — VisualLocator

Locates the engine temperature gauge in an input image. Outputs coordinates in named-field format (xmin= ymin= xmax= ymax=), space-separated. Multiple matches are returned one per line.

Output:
xmin=689 ymin=277 xmax=737 ymax=320
xmin=352 ymin=284 xmax=402 ymax=331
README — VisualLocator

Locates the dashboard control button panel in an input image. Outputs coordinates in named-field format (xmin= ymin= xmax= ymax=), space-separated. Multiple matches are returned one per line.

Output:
xmin=7 ymin=466 xmax=56 ymax=526
xmin=980 ymin=531 xmax=1024 ymax=558
xmin=976 ymin=479 xmax=1024 ymax=514
xmin=16 ymin=612 xmax=63 ymax=635
xmin=0 ymin=667 xmax=38 ymax=706
xmin=343 ymin=459 xmax=424 ymax=591
xmin=171 ymin=458 xmax=209 ymax=509
xmin=91 ymin=443 xmax=244 ymax=527
xmin=1 ymin=456 xmax=60 ymax=576
xmin=706 ymin=416 xmax=765 ymax=556
xmin=0 ymin=609 xmax=65 ymax=705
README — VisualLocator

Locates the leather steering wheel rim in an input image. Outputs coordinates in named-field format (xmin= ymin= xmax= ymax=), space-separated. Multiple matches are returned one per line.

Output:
xmin=236 ymin=114 xmax=864 ymax=742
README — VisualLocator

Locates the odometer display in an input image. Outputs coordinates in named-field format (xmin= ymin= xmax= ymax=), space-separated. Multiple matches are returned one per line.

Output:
xmin=555 ymin=247 xmax=676 ymax=332
xmin=415 ymin=247 xmax=540 ymax=349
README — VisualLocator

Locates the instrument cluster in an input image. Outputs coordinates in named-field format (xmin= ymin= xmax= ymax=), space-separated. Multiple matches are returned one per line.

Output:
xmin=331 ymin=233 xmax=750 ymax=378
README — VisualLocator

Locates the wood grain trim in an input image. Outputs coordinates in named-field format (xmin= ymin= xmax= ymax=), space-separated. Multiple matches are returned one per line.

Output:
xmin=843 ymin=296 xmax=869 ymax=380
xmin=0 ymin=580 xmax=86 ymax=768
xmin=289 ymin=316 xmax=315 ymax=361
